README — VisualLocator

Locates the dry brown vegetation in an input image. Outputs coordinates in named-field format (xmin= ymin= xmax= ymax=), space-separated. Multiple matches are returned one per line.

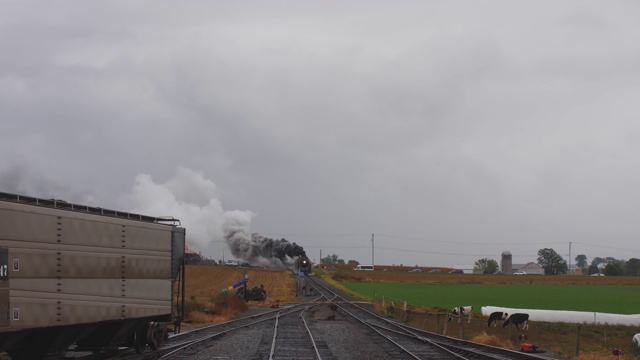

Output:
xmin=179 ymin=265 xmax=298 ymax=324
xmin=470 ymin=331 xmax=516 ymax=349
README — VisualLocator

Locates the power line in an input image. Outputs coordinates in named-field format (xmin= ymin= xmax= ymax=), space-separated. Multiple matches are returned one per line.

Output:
xmin=305 ymin=245 xmax=537 ymax=258
xmin=259 ymin=232 xmax=564 ymax=247
xmin=259 ymin=233 xmax=369 ymax=238
xmin=572 ymin=242 xmax=638 ymax=253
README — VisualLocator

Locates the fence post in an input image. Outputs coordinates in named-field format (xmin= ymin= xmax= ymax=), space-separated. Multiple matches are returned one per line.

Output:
xmin=575 ymin=325 xmax=581 ymax=357
xmin=459 ymin=319 xmax=464 ymax=339
xmin=443 ymin=312 xmax=448 ymax=335
xmin=422 ymin=312 xmax=428 ymax=330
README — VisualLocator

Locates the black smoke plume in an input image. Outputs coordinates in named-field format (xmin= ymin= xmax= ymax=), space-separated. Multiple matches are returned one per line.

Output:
xmin=222 ymin=217 xmax=305 ymax=267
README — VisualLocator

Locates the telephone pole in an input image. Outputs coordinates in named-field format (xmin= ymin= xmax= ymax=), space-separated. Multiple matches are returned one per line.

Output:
xmin=569 ymin=242 xmax=572 ymax=275
xmin=371 ymin=233 xmax=374 ymax=267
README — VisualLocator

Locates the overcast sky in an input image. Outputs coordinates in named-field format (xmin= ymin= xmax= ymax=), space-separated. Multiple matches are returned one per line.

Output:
xmin=2 ymin=1 xmax=640 ymax=267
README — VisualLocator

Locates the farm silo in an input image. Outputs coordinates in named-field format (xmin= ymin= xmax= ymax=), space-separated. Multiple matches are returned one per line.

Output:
xmin=501 ymin=250 xmax=512 ymax=274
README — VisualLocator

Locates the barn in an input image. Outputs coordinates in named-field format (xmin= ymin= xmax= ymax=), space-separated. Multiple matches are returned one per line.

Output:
xmin=184 ymin=246 xmax=202 ymax=265
xmin=512 ymin=262 xmax=544 ymax=275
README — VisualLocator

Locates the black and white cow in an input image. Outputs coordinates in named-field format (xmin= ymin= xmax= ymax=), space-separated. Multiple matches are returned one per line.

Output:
xmin=448 ymin=306 xmax=473 ymax=323
xmin=502 ymin=313 xmax=529 ymax=331
xmin=487 ymin=311 xmax=508 ymax=327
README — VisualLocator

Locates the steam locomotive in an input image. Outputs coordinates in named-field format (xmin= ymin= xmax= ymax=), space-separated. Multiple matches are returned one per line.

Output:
xmin=296 ymin=256 xmax=312 ymax=275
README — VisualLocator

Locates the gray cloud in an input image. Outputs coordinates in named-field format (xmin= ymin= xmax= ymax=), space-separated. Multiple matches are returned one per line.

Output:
xmin=2 ymin=1 xmax=640 ymax=266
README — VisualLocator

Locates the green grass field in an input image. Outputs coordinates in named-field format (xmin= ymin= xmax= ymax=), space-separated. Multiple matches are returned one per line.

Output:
xmin=340 ymin=282 xmax=640 ymax=314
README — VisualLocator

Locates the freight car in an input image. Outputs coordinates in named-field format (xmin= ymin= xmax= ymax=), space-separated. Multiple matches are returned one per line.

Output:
xmin=0 ymin=192 xmax=186 ymax=358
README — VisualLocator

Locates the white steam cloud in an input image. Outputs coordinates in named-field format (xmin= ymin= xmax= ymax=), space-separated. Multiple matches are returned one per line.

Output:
xmin=119 ymin=167 xmax=255 ymax=252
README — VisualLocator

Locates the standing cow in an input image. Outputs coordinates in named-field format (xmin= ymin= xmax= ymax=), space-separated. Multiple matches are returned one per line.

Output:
xmin=502 ymin=313 xmax=529 ymax=331
xmin=448 ymin=306 xmax=473 ymax=323
xmin=487 ymin=312 xmax=508 ymax=327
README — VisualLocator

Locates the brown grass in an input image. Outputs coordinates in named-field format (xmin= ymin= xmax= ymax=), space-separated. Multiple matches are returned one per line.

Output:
xmin=471 ymin=331 xmax=515 ymax=349
xmin=178 ymin=265 xmax=297 ymax=323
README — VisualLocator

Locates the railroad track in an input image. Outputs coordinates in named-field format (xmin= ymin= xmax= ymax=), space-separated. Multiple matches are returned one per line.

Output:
xmin=306 ymin=275 xmax=554 ymax=360
xmin=97 ymin=305 xmax=302 ymax=359
xmin=94 ymin=273 xmax=556 ymax=360
xmin=107 ymin=287 xmax=338 ymax=359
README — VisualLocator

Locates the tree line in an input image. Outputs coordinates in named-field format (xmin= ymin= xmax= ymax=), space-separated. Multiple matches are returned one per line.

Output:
xmin=320 ymin=254 xmax=360 ymax=266
xmin=474 ymin=248 xmax=640 ymax=276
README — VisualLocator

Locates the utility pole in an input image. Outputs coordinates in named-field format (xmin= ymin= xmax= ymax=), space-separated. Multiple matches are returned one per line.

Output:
xmin=371 ymin=233 xmax=374 ymax=267
xmin=569 ymin=242 xmax=572 ymax=275
xmin=320 ymin=249 xmax=322 ymax=264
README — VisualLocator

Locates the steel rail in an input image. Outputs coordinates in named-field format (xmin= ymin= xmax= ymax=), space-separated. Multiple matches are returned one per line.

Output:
xmin=155 ymin=305 xmax=308 ymax=359
xmin=307 ymin=275 xmax=553 ymax=360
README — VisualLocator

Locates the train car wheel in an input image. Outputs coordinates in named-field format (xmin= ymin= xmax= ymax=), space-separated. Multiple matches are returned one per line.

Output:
xmin=148 ymin=328 xmax=159 ymax=351
xmin=134 ymin=327 xmax=147 ymax=354
xmin=147 ymin=323 xmax=163 ymax=350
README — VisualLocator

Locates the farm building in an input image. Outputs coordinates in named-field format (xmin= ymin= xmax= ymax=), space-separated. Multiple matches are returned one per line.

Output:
xmin=452 ymin=265 xmax=474 ymax=274
xmin=512 ymin=262 xmax=544 ymax=275
xmin=501 ymin=250 xmax=512 ymax=274
xmin=184 ymin=246 xmax=203 ymax=264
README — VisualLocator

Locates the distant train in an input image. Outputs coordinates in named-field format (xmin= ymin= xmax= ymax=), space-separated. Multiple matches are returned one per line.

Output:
xmin=296 ymin=256 xmax=312 ymax=275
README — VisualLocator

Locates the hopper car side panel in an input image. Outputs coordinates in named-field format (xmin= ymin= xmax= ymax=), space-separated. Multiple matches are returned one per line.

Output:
xmin=0 ymin=193 xmax=185 ymax=356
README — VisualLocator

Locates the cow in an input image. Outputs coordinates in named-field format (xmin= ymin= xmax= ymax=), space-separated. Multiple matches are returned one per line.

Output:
xmin=502 ymin=313 xmax=529 ymax=331
xmin=448 ymin=306 xmax=473 ymax=323
xmin=487 ymin=311 xmax=508 ymax=327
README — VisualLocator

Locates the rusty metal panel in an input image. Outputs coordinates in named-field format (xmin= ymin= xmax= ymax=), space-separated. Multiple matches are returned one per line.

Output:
xmin=124 ymin=255 xmax=171 ymax=279
xmin=124 ymin=225 xmax=172 ymax=251
xmin=7 ymin=248 xmax=58 ymax=279
xmin=59 ymin=301 xmax=122 ymax=325
xmin=9 ymin=279 xmax=57 ymax=293
xmin=7 ymin=297 xmax=59 ymax=329
xmin=10 ymin=250 xmax=171 ymax=281
xmin=9 ymin=291 xmax=171 ymax=327
xmin=0 ymin=200 xmax=174 ymax=250
xmin=123 ymin=279 xmax=172 ymax=301
xmin=60 ymin=252 xmax=122 ymax=279
xmin=122 ymin=303 xmax=172 ymax=319
xmin=10 ymin=279 xmax=172 ymax=301
xmin=59 ymin=217 xmax=124 ymax=248
xmin=60 ymin=213 xmax=172 ymax=251
xmin=0 ymin=205 xmax=59 ymax=244
xmin=9 ymin=249 xmax=174 ymax=280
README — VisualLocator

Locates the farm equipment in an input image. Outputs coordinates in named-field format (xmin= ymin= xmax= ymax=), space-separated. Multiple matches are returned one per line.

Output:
xmin=239 ymin=285 xmax=267 ymax=301
xmin=225 ymin=274 xmax=267 ymax=302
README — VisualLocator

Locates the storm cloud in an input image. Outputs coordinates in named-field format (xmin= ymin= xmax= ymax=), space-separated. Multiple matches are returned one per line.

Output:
xmin=2 ymin=1 xmax=639 ymax=266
